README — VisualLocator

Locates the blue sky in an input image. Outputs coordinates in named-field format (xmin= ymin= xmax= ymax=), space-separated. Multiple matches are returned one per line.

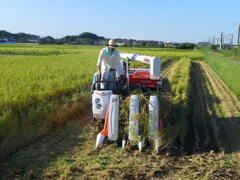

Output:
xmin=1 ymin=0 xmax=240 ymax=43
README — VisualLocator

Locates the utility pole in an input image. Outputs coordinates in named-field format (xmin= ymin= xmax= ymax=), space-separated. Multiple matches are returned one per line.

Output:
xmin=231 ymin=34 xmax=233 ymax=48
xmin=238 ymin=23 xmax=240 ymax=47
xmin=223 ymin=36 xmax=224 ymax=49
xmin=220 ymin=32 xmax=223 ymax=50
xmin=213 ymin=36 xmax=215 ymax=45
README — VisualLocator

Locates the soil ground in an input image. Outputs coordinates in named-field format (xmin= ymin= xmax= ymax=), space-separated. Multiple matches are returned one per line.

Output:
xmin=0 ymin=60 xmax=240 ymax=179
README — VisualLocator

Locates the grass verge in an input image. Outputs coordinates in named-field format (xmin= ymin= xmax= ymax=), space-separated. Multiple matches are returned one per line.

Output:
xmin=204 ymin=54 xmax=240 ymax=99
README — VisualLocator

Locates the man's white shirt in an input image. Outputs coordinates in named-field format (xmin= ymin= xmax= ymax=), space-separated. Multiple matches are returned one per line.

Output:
xmin=97 ymin=47 xmax=121 ymax=78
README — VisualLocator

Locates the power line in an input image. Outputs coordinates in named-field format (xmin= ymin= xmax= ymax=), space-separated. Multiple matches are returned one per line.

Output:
xmin=211 ymin=22 xmax=240 ymax=46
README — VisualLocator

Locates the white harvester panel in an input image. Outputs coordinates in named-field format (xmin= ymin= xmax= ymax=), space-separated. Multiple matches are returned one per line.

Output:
xmin=92 ymin=90 xmax=113 ymax=119
xmin=120 ymin=53 xmax=161 ymax=80
xmin=150 ymin=57 xmax=161 ymax=80
xmin=149 ymin=96 xmax=159 ymax=138
xmin=108 ymin=95 xmax=119 ymax=141
xmin=129 ymin=95 xmax=139 ymax=141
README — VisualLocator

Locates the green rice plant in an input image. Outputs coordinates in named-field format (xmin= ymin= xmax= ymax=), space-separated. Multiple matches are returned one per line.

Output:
xmin=0 ymin=46 xmax=101 ymax=158
xmin=120 ymin=47 xmax=204 ymax=60
xmin=0 ymin=44 xmax=99 ymax=56
xmin=164 ymin=57 xmax=192 ymax=148
xmin=0 ymin=55 xmax=93 ymax=105
xmin=0 ymin=48 xmax=65 ymax=55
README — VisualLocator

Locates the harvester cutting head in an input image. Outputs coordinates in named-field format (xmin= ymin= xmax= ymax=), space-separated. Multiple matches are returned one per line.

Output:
xmin=92 ymin=53 xmax=163 ymax=152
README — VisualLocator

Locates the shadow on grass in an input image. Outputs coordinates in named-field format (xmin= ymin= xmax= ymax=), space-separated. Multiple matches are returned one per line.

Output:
xmin=0 ymin=115 xmax=93 ymax=179
xmin=182 ymin=62 xmax=240 ymax=154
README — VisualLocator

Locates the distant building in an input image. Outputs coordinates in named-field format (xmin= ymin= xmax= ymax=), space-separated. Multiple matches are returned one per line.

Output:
xmin=158 ymin=41 xmax=164 ymax=45
xmin=27 ymin=39 xmax=38 ymax=43
xmin=198 ymin=42 xmax=211 ymax=46
xmin=4 ymin=37 xmax=16 ymax=42
xmin=135 ymin=40 xmax=159 ymax=46
xmin=165 ymin=42 xmax=179 ymax=47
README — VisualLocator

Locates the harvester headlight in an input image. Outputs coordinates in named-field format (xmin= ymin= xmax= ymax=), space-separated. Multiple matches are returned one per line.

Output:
xmin=95 ymin=98 xmax=100 ymax=103
xmin=96 ymin=104 xmax=102 ymax=109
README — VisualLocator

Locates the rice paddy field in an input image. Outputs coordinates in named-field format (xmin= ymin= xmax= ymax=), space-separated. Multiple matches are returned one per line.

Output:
xmin=0 ymin=44 xmax=239 ymax=179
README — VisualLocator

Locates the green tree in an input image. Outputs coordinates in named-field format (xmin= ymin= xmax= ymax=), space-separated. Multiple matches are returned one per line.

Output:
xmin=78 ymin=32 xmax=104 ymax=40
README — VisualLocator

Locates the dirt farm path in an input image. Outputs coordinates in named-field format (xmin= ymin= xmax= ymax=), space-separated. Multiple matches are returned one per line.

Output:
xmin=198 ymin=61 xmax=240 ymax=152
xmin=185 ymin=61 xmax=240 ymax=153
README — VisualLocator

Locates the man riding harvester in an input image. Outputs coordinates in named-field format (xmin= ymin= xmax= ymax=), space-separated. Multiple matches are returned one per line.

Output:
xmin=91 ymin=39 xmax=163 ymax=152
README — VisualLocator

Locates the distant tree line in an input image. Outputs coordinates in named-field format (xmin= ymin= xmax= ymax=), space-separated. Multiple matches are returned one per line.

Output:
xmin=0 ymin=30 xmax=39 ymax=43
xmin=176 ymin=43 xmax=195 ymax=50
xmin=0 ymin=30 xmax=197 ymax=49
xmin=0 ymin=30 xmax=105 ymax=45
xmin=40 ymin=32 xmax=105 ymax=45
xmin=211 ymin=45 xmax=219 ymax=50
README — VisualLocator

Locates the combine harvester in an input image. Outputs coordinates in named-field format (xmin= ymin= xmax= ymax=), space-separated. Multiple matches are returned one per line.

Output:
xmin=91 ymin=53 xmax=163 ymax=152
